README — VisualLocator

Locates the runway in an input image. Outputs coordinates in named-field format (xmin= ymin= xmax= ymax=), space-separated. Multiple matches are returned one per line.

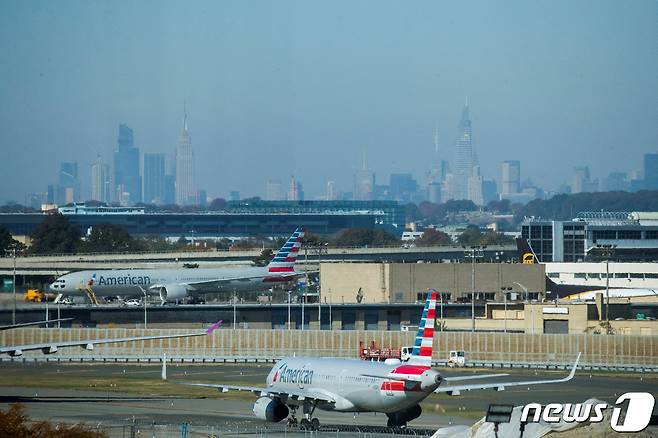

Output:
xmin=0 ymin=362 xmax=656 ymax=436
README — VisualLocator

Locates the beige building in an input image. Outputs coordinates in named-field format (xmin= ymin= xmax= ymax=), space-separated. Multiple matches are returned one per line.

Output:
xmin=320 ymin=262 xmax=546 ymax=304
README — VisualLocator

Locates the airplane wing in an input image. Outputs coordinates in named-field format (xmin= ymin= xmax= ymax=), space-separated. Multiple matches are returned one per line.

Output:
xmin=177 ymin=382 xmax=336 ymax=404
xmin=0 ymin=332 xmax=206 ymax=357
xmin=0 ymin=318 xmax=75 ymax=331
xmin=442 ymin=373 xmax=510 ymax=382
xmin=435 ymin=353 xmax=580 ymax=396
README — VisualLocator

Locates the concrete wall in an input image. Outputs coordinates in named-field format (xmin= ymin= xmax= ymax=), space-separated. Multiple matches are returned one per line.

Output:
xmin=321 ymin=263 xmax=546 ymax=304
xmin=2 ymin=328 xmax=656 ymax=367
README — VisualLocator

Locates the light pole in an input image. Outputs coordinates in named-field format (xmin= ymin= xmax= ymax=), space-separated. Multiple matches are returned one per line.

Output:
xmin=464 ymin=245 xmax=486 ymax=332
xmin=233 ymin=290 xmax=237 ymax=330
xmin=597 ymin=244 xmax=617 ymax=326
xmin=313 ymin=243 xmax=328 ymax=329
xmin=287 ymin=290 xmax=292 ymax=330
xmin=501 ymin=286 xmax=512 ymax=333
xmin=439 ymin=291 xmax=444 ymax=332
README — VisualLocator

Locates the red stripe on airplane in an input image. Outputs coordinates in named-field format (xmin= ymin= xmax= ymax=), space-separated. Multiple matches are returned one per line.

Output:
xmin=419 ymin=346 xmax=432 ymax=356
xmin=426 ymin=309 xmax=436 ymax=319
xmin=268 ymin=267 xmax=295 ymax=272
xmin=392 ymin=365 xmax=430 ymax=375
xmin=423 ymin=327 xmax=433 ymax=338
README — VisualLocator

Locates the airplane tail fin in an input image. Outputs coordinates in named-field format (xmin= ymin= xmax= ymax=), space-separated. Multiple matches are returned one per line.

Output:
xmin=267 ymin=228 xmax=305 ymax=274
xmin=407 ymin=290 xmax=437 ymax=367
xmin=516 ymin=237 xmax=539 ymax=264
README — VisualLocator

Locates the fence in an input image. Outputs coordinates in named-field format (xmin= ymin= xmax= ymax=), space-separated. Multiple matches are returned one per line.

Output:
xmin=1 ymin=328 xmax=657 ymax=368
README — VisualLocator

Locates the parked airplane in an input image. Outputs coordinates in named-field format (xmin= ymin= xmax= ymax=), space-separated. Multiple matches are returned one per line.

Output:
xmin=50 ymin=228 xmax=305 ymax=304
xmin=175 ymin=291 xmax=581 ymax=429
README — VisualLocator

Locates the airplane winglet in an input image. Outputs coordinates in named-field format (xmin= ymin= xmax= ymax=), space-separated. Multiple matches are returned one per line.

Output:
xmin=566 ymin=352 xmax=581 ymax=381
xmin=161 ymin=353 xmax=167 ymax=381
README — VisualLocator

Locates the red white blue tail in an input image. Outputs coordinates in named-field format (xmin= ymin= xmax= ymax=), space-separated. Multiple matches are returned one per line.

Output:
xmin=407 ymin=290 xmax=437 ymax=367
xmin=267 ymin=228 xmax=304 ymax=274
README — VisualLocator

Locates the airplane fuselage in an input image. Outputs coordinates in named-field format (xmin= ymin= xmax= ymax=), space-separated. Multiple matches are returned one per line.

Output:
xmin=50 ymin=266 xmax=292 ymax=297
xmin=265 ymin=357 xmax=441 ymax=414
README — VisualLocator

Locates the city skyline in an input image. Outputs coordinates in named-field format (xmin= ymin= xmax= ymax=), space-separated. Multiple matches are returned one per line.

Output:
xmin=1 ymin=1 xmax=656 ymax=204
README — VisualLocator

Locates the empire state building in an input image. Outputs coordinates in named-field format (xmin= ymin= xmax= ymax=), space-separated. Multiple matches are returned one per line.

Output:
xmin=175 ymin=111 xmax=195 ymax=205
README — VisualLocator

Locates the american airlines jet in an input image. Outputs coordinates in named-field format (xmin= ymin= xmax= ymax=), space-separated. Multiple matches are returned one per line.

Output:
xmin=49 ymin=228 xmax=305 ymax=304
xmin=177 ymin=291 xmax=581 ymax=429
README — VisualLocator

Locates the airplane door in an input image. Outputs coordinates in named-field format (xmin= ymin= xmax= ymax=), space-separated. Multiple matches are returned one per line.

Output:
xmin=383 ymin=380 xmax=394 ymax=396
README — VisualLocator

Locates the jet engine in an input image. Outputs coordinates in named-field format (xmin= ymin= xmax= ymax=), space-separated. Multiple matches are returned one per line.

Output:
xmin=158 ymin=284 xmax=188 ymax=303
xmin=253 ymin=397 xmax=289 ymax=422
xmin=387 ymin=404 xmax=422 ymax=427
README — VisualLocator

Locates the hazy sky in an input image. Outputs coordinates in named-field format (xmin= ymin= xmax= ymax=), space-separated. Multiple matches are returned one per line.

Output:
xmin=1 ymin=0 xmax=657 ymax=203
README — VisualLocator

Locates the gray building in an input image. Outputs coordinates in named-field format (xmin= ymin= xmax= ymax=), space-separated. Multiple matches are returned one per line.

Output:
xmin=143 ymin=153 xmax=165 ymax=204
xmin=644 ymin=153 xmax=658 ymax=190
xmin=501 ymin=160 xmax=520 ymax=197
xmin=113 ymin=124 xmax=141 ymax=205
xmin=453 ymin=104 xmax=475 ymax=201
xmin=57 ymin=161 xmax=80 ymax=204
xmin=90 ymin=155 xmax=111 ymax=203
xmin=175 ymin=113 xmax=194 ymax=205
xmin=521 ymin=211 xmax=658 ymax=262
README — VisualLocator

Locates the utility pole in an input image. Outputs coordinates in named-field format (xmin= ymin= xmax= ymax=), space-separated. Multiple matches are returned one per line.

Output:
xmin=287 ymin=290 xmax=291 ymax=330
xmin=501 ymin=286 xmax=512 ymax=334
xmin=597 ymin=244 xmax=616 ymax=328
xmin=5 ymin=246 xmax=18 ymax=325
xmin=464 ymin=245 xmax=485 ymax=332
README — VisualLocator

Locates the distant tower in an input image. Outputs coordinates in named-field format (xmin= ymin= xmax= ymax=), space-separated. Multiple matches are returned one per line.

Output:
xmin=91 ymin=155 xmax=110 ymax=203
xmin=326 ymin=181 xmax=337 ymax=201
xmin=266 ymin=179 xmax=283 ymax=200
xmin=143 ymin=153 xmax=165 ymax=204
xmin=354 ymin=148 xmax=375 ymax=200
xmin=501 ymin=160 xmax=521 ymax=198
xmin=453 ymin=102 xmax=475 ymax=200
xmin=58 ymin=162 xmax=80 ymax=204
xmin=113 ymin=124 xmax=140 ymax=205
xmin=175 ymin=106 xmax=195 ymax=205
xmin=287 ymin=175 xmax=304 ymax=201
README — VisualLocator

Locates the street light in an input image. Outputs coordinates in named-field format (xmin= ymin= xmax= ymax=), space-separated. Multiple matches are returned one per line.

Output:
xmin=464 ymin=245 xmax=486 ymax=332
xmin=5 ymin=246 xmax=18 ymax=325
xmin=597 ymin=244 xmax=617 ymax=326
xmin=501 ymin=286 xmax=512 ymax=333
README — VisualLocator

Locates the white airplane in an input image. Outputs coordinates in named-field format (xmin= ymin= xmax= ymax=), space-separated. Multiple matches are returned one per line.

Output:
xmin=174 ymin=291 xmax=581 ymax=429
xmin=49 ymin=228 xmax=305 ymax=304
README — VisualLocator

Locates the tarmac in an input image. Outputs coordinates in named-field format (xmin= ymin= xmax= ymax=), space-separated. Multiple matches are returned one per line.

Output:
xmin=0 ymin=362 xmax=656 ymax=436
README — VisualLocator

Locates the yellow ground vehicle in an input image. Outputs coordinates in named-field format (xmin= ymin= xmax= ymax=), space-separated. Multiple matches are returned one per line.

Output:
xmin=24 ymin=289 xmax=44 ymax=302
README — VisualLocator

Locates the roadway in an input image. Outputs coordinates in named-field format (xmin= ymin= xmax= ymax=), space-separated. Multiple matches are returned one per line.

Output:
xmin=0 ymin=362 xmax=656 ymax=436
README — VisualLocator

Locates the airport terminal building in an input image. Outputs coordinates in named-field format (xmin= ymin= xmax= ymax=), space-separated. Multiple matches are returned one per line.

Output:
xmin=0 ymin=200 xmax=405 ymax=242
xmin=521 ymin=211 xmax=658 ymax=262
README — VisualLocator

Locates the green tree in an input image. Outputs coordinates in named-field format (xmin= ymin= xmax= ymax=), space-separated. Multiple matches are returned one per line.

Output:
xmin=0 ymin=404 xmax=106 ymax=438
xmin=457 ymin=225 xmax=484 ymax=246
xmin=457 ymin=225 xmax=514 ymax=246
xmin=82 ymin=223 xmax=144 ymax=253
xmin=0 ymin=226 xmax=22 ymax=254
xmin=29 ymin=213 xmax=80 ymax=254
xmin=334 ymin=228 xmax=399 ymax=247
xmin=415 ymin=228 xmax=452 ymax=246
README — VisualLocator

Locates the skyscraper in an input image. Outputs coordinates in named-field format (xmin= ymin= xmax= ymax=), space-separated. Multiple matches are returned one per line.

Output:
xmin=354 ymin=149 xmax=374 ymax=201
xmin=175 ymin=110 xmax=194 ymax=205
xmin=644 ymin=153 xmax=658 ymax=190
xmin=501 ymin=160 xmax=521 ymax=198
xmin=287 ymin=176 xmax=304 ymax=201
xmin=90 ymin=155 xmax=111 ymax=203
xmin=143 ymin=153 xmax=165 ymax=204
xmin=326 ymin=181 xmax=337 ymax=201
xmin=113 ymin=124 xmax=141 ymax=205
xmin=266 ymin=179 xmax=283 ymax=200
xmin=57 ymin=161 xmax=79 ymax=204
xmin=453 ymin=103 xmax=475 ymax=201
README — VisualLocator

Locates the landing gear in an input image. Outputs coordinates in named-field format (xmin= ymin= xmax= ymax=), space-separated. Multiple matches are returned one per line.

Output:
xmin=294 ymin=401 xmax=321 ymax=431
